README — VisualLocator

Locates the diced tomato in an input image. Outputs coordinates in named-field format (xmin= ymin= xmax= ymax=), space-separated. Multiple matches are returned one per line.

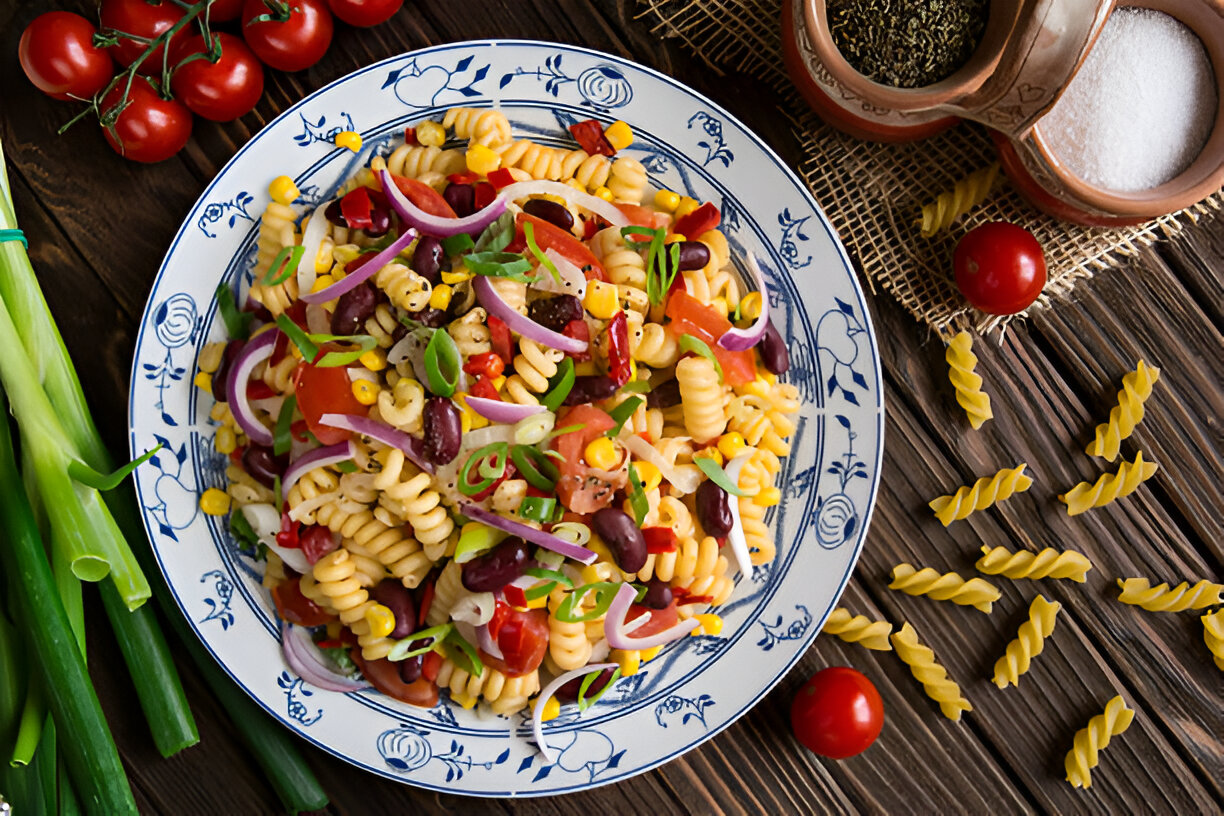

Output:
xmin=606 ymin=311 xmax=631 ymax=386
xmin=228 ymin=445 xmax=246 ymax=466
xmin=569 ymin=119 xmax=615 ymax=156
xmin=665 ymin=291 xmax=757 ymax=386
xmin=642 ymin=527 xmax=678 ymax=553
xmin=246 ymin=379 xmax=276 ymax=400
xmin=582 ymin=217 xmax=602 ymax=241
xmin=298 ymin=524 xmax=337 ymax=565
xmin=477 ymin=606 xmax=548 ymax=677
xmin=562 ymin=319 xmax=591 ymax=361
xmin=387 ymin=174 xmax=457 ymax=218
xmin=339 ymin=186 xmax=374 ymax=230
xmin=473 ymin=181 xmax=495 ymax=210
xmin=469 ymin=376 xmax=499 ymax=401
xmin=615 ymin=203 xmax=670 ymax=230
xmin=463 ymin=351 xmax=505 ymax=379
xmin=486 ymin=167 xmax=515 ymax=190
xmin=351 ymin=650 xmax=439 ymax=707
xmin=674 ymin=202 xmax=720 ymax=239
xmin=488 ymin=315 xmax=513 ymax=366
xmin=314 ymin=639 xmax=343 ymax=649
xmin=624 ymin=600 xmax=680 ymax=638
xmin=293 ymin=362 xmax=366 ymax=445
xmin=275 ymin=512 xmax=300 ymax=550
xmin=421 ymin=649 xmax=443 ymax=683
xmin=403 ymin=126 xmax=417 ymax=145
xmin=506 ymin=213 xmax=607 ymax=281
xmin=272 ymin=578 xmax=334 ymax=627
xmin=503 ymin=583 xmax=528 ymax=610
xmin=553 ymin=405 xmax=622 ymax=513
xmin=417 ymin=579 xmax=435 ymax=627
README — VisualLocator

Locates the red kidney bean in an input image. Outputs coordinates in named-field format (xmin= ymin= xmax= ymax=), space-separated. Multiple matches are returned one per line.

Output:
xmin=522 ymin=198 xmax=574 ymax=231
xmin=209 ymin=339 xmax=243 ymax=404
xmin=528 ymin=294 xmax=584 ymax=332
xmin=695 ymin=480 xmax=733 ymax=538
xmin=443 ymin=183 xmax=475 ymax=218
xmin=411 ymin=235 xmax=446 ymax=284
xmin=645 ymin=378 xmax=681 ymax=410
xmin=555 ymin=666 xmax=616 ymax=703
xmin=323 ymin=199 xmax=346 ymax=227
xmin=640 ymin=578 xmax=673 ymax=610
xmin=404 ymin=307 xmax=447 ymax=328
xmin=461 ymin=537 xmax=530 ymax=593
xmin=563 ymin=375 xmax=618 ymax=406
xmin=590 ymin=507 xmax=647 ymax=573
xmin=373 ymin=580 xmax=417 ymax=639
xmin=759 ymin=320 xmax=789 ymax=375
xmin=396 ymin=653 xmax=423 ymax=684
xmin=390 ymin=323 xmax=409 ymax=344
xmin=365 ymin=207 xmax=391 ymax=238
xmin=330 ymin=281 xmax=378 ymax=336
xmin=242 ymin=445 xmax=284 ymax=489
xmin=674 ymin=240 xmax=711 ymax=272
xmin=422 ymin=398 xmax=462 ymax=465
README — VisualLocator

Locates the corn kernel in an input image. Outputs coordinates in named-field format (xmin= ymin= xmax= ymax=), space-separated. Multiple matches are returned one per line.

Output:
xmin=314 ymin=238 xmax=335 ymax=274
xmin=633 ymin=461 xmax=662 ymax=492
xmin=268 ymin=175 xmax=299 ymax=205
xmin=612 ymin=649 xmax=641 ymax=677
xmin=653 ymin=189 xmax=681 ymax=212
xmin=454 ymin=393 xmax=489 ymax=430
xmin=540 ymin=695 xmax=561 ymax=722
xmin=326 ymin=621 xmax=342 ymax=640
xmin=584 ymin=437 xmax=620 ymax=471
xmin=334 ymin=131 xmax=362 ymax=152
xmin=460 ymin=403 xmax=472 ymax=434
xmin=311 ymin=274 xmax=336 ymax=293
xmin=604 ymin=120 xmax=634 ymax=151
xmin=744 ymin=377 xmax=771 ymax=398
xmin=193 ymin=371 xmax=213 ymax=394
xmin=440 ymin=267 xmax=472 ymax=285
xmin=429 ymin=283 xmax=453 ymax=311
xmin=711 ymin=297 xmax=729 ymax=318
xmin=359 ymin=348 xmax=387 ymax=372
xmin=739 ymin=292 xmax=763 ymax=321
xmin=466 ymin=144 xmax=501 ymax=175
xmin=663 ymin=233 xmax=685 ymax=244
xmin=199 ymin=488 xmax=231 ymax=516
xmin=351 ymin=379 xmax=380 ymax=406
xmin=694 ymin=447 xmax=723 ymax=467
xmin=574 ymin=361 xmax=599 ymax=377
xmin=364 ymin=604 xmax=396 ymax=639
xmin=695 ymin=613 xmax=723 ymax=636
xmin=214 ymin=426 xmax=237 ymax=456
xmin=755 ymin=486 xmax=781 ymax=507
xmin=454 ymin=690 xmax=478 ymax=710
xmin=525 ymin=592 xmax=549 ymax=610
xmin=332 ymin=244 xmax=361 ymax=264
xmin=675 ymin=197 xmax=700 ymax=218
xmin=416 ymin=120 xmax=445 ymax=147
xmin=717 ymin=432 xmax=748 ymax=461
xmin=583 ymin=538 xmax=616 ymax=568
xmin=629 ymin=358 xmax=637 ymax=381
xmin=592 ymin=186 xmax=614 ymax=202
xmin=640 ymin=645 xmax=662 ymax=662
xmin=490 ymin=374 xmax=506 ymax=392
xmin=583 ymin=280 xmax=620 ymax=320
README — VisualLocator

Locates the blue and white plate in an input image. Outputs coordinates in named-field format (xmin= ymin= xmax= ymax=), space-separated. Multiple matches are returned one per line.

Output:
xmin=129 ymin=40 xmax=884 ymax=796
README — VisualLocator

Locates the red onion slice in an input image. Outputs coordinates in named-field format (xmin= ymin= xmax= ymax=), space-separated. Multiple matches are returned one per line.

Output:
xmin=379 ymin=168 xmax=506 ymax=237
xmin=299 ymin=225 xmax=417 ymax=305
xmin=282 ymin=440 xmax=356 ymax=501
xmin=318 ymin=413 xmax=434 ymax=474
xmin=460 ymin=505 xmax=597 ymax=565
xmin=281 ymin=622 xmax=370 ymax=693
xmin=465 ymin=396 xmax=545 ymax=424
xmin=531 ymin=662 xmax=618 ymax=763
xmin=604 ymin=583 xmax=699 ymax=650
xmin=721 ymin=453 xmax=756 ymax=577
xmin=718 ymin=252 xmax=770 ymax=352
xmin=225 ymin=329 xmax=278 ymax=447
xmin=498 ymin=180 xmax=629 ymax=227
xmin=474 ymin=276 xmax=588 ymax=354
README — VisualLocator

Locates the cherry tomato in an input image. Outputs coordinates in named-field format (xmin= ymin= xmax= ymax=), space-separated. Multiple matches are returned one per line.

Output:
xmin=241 ymin=0 xmax=334 ymax=73
xmin=326 ymin=0 xmax=403 ymax=27
xmin=350 ymin=650 xmax=439 ymax=707
xmin=99 ymin=0 xmax=188 ymax=72
xmin=206 ymin=0 xmax=246 ymax=21
xmin=100 ymin=78 xmax=192 ymax=163
xmin=19 ymin=12 xmax=114 ymax=101
xmin=790 ymin=666 xmax=884 ymax=759
xmin=953 ymin=221 xmax=1047 ymax=315
xmin=292 ymin=362 xmax=365 ymax=445
xmin=478 ymin=606 xmax=549 ymax=677
xmin=170 ymin=33 xmax=263 ymax=121
xmin=553 ymin=404 xmax=618 ymax=513
xmin=271 ymin=578 xmax=335 ymax=627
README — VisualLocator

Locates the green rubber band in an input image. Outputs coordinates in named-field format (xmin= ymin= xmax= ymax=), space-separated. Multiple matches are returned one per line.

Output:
xmin=0 ymin=229 xmax=28 ymax=249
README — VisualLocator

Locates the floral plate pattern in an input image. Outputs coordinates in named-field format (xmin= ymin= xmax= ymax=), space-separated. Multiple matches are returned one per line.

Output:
xmin=129 ymin=40 xmax=884 ymax=796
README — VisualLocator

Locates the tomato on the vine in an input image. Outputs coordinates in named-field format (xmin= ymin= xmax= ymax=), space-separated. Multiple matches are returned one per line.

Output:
xmin=100 ymin=78 xmax=192 ymax=163
xmin=326 ymin=0 xmax=403 ymax=27
xmin=241 ymin=0 xmax=334 ymax=73
xmin=99 ymin=0 xmax=189 ymax=73
xmin=953 ymin=221 xmax=1047 ymax=315
xmin=206 ymin=0 xmax=247 ymax=22
xmin=170 ymin=32 xmax=264 ymax=121
xmin=19 ymin=12 xmax=115 ymax=101
xmin=791 ymin=666 xmax=884 ymax=759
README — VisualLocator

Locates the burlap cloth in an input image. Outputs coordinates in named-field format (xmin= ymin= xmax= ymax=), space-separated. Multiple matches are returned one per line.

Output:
xmin=637 ymin=0 xmax=1223 ymax=336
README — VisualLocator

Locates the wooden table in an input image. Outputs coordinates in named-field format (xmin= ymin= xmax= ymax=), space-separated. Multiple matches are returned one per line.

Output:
xmin=2 ymin=1 xmax=1221 ymax=812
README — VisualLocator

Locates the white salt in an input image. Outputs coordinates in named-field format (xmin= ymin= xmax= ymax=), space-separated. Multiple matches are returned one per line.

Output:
xmin=1039 ymin=7 xmax=1217 ymax=193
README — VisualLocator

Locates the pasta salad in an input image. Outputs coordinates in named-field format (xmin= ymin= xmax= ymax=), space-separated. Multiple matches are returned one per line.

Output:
xmin=198 ymin=108 xmax=801 ymax=752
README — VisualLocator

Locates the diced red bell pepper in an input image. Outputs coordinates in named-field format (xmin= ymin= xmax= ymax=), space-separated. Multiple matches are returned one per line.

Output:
xmin=276 ymin=512 xmax=301 ymax=550
xmin=569 ymin=119 xmax=615 ymax=156
xmin=417 ymin=579 xmax=435 ymax=627
xmin=562 ymin=319 xmax=591 ymax=362
xmin=463 ymin=351 xmax=505 ymax=379
xmin=506 ymin=213 xmax=607 ymax=281
xmin=246 ymin=379 xmax=276 ymax=400
xmin=447 ymin=172 xmax=479 ymax=185
xmin=473 ymin=181 xmax=495 ymax=210
xmin=228 ymin=445 xmax=246 ymax=466
xmin=339 ymin=186 xmax=374 ymax=230
xmin=403 ymin=126 xmax=417 ymax=145
xmin=469 ymin=375 xmax=500 ymax=401
xmin=486 ymin=167 xmax=516 ymax=190
xmin=606 ymin=310 xmax=632 ymax=386
xmin=643 ymin=526 xmax=678 ymax=553
xmin=674 ymin=202 xmax=720 ymax=239
xmin=503 ymin=583 xmax=529 ymax=610
xmin=488 ymin=315 xmax=513 ymax=366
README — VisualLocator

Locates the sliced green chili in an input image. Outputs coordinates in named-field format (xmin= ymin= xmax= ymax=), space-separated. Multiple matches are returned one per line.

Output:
xmin=306 ymin=333 xmax=378 ymax=367
xmin=626 ymin=462 xmax=649 ymax=525
xmin=578 ymin=666 xmax=622 ymax=712
xmin=555 ymin=582 xmax=619 ymax=623
xmin=273 ymin=396 xmax=296 ymax=456
xmin=510 ymin=444 xmax=559 ymax=492
xmin=518 ymin=496 xmax=557 ymax=524
xmin=458 ymin=442 xmax=509 ymax=497
xmin=679 ymin=333 xmax=724 ymax=383
xmin=524 ymin=581 xmax=557 ymax=601
xmin=215 ymin=282 xmax=251 ymax=340
xmin=262 ymin=245 xmax=304 ymax=286
xmin=275 ymin=314 xmax=319 ymax=362
xmin=605 ymin=397 xmax=644 ymax=438
xmin=387 ymin=624 xmax=454 ymax=662
xmin=524 ymin=567 xmax=573 ymax=588
xmin=620 ymin=379 xmax=652 ymax=394
xmin=335 ymin=460 xmax=358 ymax=473
xmin=423 ymin=325 xmax=461 ymax=397
xmin=523 ymin=220 xmax=562 ymax=283
xmin=542 ymin=357 xmax=575 ymax=412
xmin=694 ymin=455 xmax=750 ymax=497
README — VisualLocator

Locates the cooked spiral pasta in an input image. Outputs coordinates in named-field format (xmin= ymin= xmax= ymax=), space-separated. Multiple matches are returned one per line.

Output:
xmin=975 ymin=545 xmax=1092 ymax=583
xmin=607 ymin=156 xmax=647 ymax=204
xmin=373 ymin=448 xmax=454 ymax=552
xmin=225 ymin=463 xmax=276 ymax=507
xmin=559 ymin=148 xmax=612 ymax=190
xmin=376 ymin=377 xmax=425 ymax=433
xmin=1201 ymin=609 xmax=1224 ymax=671
xmin=504 ymin=338 xmax=563 ymax=402
xmin=286 ymin=466 xmax=341 ymax=523
xmin=890 ymin=622 xmax=972 ymax=721
xmin=548 ymin=590 xmax=593 ymax=672
xmin=635 ymin=534 xmax=719 ymax=585
xmin=425 ymin=561 xmax=466 ymax=628
xmin=738 ymin=497 xmax=775 ymax=565
xmin=821 ymin=608 xmax=893 ymax=651
xmin=435 ymin=660 xmax=539 ymax=715
xmin=918 ymin=162 xmax=999 ymax=236
xmin=929 ymin=464 xmax=1033 ymax=526
xmin=252 ymin=201 xmax=298 ymax=282
xmin=945 ymin=331 xmax=992 ymax=430
xmin=592 ymin=227 xmax=648 ymax=316
xmin=317 ymin=500 xmax=431 ymax=589
xmin=496 ymin=139 xmax=564 ymax=180
xmin=385 ymin=144 xmax=465 ymax=180
xmin=992 ymin=595 xmax=1061 ymax=688
xmin=1086 ymin=360 xmax=1161 ymax=461
xmin=364 ymin=303 xmax=401 ymax=349
xmin=1115 ymin=577 xmax=1223 ymax=612
xmin=1059 ymin=452 xmax=1158 ymax=516
xmin=447 ymin=307 xmax=491 ymax=358
xmin=443 ymin=106 xmax=511 ymax=146
xmin=1064 ymin=696 xmax=1134 ymax=789
xmin=676 ymin=356 xmax=728 ymax=442
xmin=633 ymin=324 xmax=680 ymax=368
xmin=375 ymin=262 xmax=432 ymax=313
xmin=888 ymin=564 xmax=1001 ymax=613
xmin=312 ymin=549 xmax=371 ymax=626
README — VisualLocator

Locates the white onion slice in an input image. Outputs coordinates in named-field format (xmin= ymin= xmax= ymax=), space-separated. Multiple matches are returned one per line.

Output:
xmin=498 ymin=180 xmax=629 ymax=227
xmin=618 ymin=431 xmax=701 ymax=494
xmin=300 ymin=226 xmax=416 ymax=305
xmin=451 ymin=591 xmax=495 ymax=626
xmin=475 ymin=622 xmax=504 ymax=661
xmin=604 ymin=583 xmax=699 ymax=650
xmin=281 ymin=441 xmax=356 ymax=501
xmin=379 ymin=168 xmax=506 ymax=237
xmin=296 ymin=204 xmax=333 ymax=295
xmin=721 ymin=452 xmax=756 ymax=578
xmin=465 ymin=396 xmax=545 ymax=424
xmin=224 ymin=329 xmax=278 ymax=447
xmin=239 ymin=503 xmax=312 ymax=575
xmin=718 ymin=252 xmax=770 ymax=352
xmin=531 ymin=662 xmax=618 ymax=763
xmin=281 ymin=622 xmax=369 ymax=693
xmin=531 ymin=248 xmax=588 ymax=299
xmin=474 ymin=276 xmax=587 ymax=354
xmin=318 ymin=412 xmax=434 ymax=474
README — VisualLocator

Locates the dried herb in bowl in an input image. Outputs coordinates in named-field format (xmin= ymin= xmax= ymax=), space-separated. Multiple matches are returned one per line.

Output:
xmin=827 ymin=0 xmax=990 ymax=88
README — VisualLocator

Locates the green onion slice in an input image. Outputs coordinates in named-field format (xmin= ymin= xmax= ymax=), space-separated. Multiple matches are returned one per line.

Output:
xmin=578 ymin=666 xmax=622 ymax=712
xmin=542 ymin=357 xmax=575 ymax=412
xmin=273 ymin=395 xmax=297 ymax=456
xmin=441 ymin=233 xmax=475 ymax=256
xmin=523 ymin=220 xmax=562 ymax=283
xmin=474 ymin=211 xmax=515 ymax=253
xmin=455 ymin=523 xmax=503 ymax=563
xmin=272 ymin=475 xmax=283 ymax=514
xmin=510 ymin=445 xmax=559 ymax=492
xmin=625 ymin=462 xmax=649 ymax=525
xmin=554 ymin=581 xmax=619 ymax=623
xmin=423 ymin=325 xmax=461 ymax=397
xmin=679 ymin=334 xmax=724 ymax=383
xmin=307 ymin=333 xmax=378 ymax=368
xmin=335 ymin=460 xmax=358 ymax=473
xmin=619 ymin=225 xmax=661 ymax=251
xmin=275 ymin=314 xmax=319 ymax=362
xmin=66 ymin=444 xmax=162 ymax=492
xmin=215 ymin=282 xmax=252 ymax=340
xmin=445 ymin=629 xmax=484 ymax=678
xmin=524 ymin=580 xmax=557 ymax=601
xmin=605 ymin=397 xmax=644 ymax=437
xmin=458 ymin=442 xmax=509 ymax=496
xmin=620 ymin=379 xmax=651 ymax=394
xmin=262 ymin=245 xmax=305 ymax=286
xmin=387 ymin=624 xmax=454 ymax=661
xmin=517 ymin=495 xmax=558 ymax=524
xmin=694 ymin=455 xmax=750 ymax=497
xmin=524 ymin=567 xmax=573 ymax=589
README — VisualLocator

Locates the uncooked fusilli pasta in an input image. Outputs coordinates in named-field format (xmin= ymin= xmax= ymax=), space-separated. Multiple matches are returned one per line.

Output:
xmin=821 ymin=608 xmax=893 ymax=651
xmin=888 ymin=563 xmax=1001 ymax=613
xmin=929 ymin=464 xmax=1033 ymax=526
xmin=1059 ymin=452 xmax=1158 ymax=516
xmin=891 ymin=623 xmax=972 ymax=721
xmin=992 ymin=595 xmax=1061 ymax=688
xmin=1085 ymin=360 xmax=1160 ymax=461
xmin=1064 ymin=695 xmax=1134 ymax=789
xmin=975 ymin=545 xmax=1092 ymax=583
xmin=1115 ymin=578 xmax=1223 ymax=612
xmin=945 ymin=330 xmax=992 ymax=430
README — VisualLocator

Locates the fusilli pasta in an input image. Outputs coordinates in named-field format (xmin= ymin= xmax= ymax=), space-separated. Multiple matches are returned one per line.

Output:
xmin=929 ymin=464 xmax=1033 ymax=526
xmin=1085 ymin=360 xmax=1160 ymax=461
xmin=1115 ymin=577 xmax=1222 ymax=612
xmin=1064 ymin=696 xmax=1134 ymax=789
xmin=1059 ymin=452 xmax=1158 ymax=516
xmin=945 ymin=330 xmax=992 ymax=430
xmin=888 ymin=564 xmax=1001 ymax=613
xmin=992 ymin=595 xmax=1060 ymax=688
xmin=891 ymin=622 xmax=972 ymax=721
xmin=821 ymin=608 xmax=893 ymax=651
xmin=975 ymin=545 xmax=1092 ymax=583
